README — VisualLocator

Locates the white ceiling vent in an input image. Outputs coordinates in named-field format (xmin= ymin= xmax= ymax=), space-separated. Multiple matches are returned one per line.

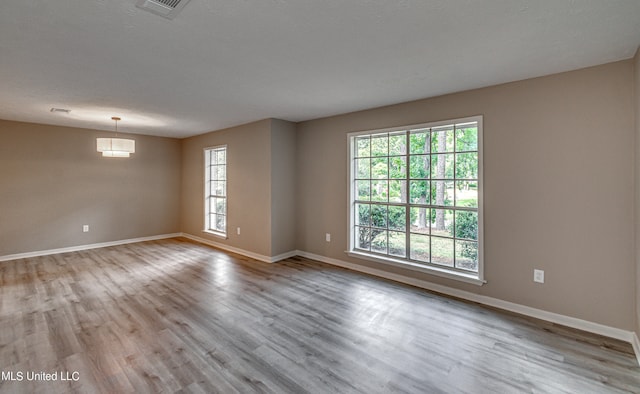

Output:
xmin=136 ymin=0 xmax=192 ymax=19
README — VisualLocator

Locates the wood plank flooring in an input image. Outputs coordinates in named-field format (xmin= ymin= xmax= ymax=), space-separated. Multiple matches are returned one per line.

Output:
xmin=1 ymin=238 xmax=639 ymax=393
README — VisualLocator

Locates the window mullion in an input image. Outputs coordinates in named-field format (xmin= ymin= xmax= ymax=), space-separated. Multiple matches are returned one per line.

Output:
xmin=405 ymin=130 xmax=410 ymax=260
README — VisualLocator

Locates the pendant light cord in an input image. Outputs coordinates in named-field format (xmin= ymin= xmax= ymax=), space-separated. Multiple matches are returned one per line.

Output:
xmin=112 ymin=116 xmax=121 ymax=137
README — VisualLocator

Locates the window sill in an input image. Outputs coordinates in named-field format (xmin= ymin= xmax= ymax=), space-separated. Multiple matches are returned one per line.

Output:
xmin=346 ymin=250 xmax=485 ymax=286
xmin=202 ymin=230 xmax=228 ymax=240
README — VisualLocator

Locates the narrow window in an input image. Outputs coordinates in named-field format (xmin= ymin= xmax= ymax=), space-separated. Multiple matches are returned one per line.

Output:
xmin=204 ymin=146 xmax=227 ymax=237
xmin=348 ymin=116 xmax=483 ymax=284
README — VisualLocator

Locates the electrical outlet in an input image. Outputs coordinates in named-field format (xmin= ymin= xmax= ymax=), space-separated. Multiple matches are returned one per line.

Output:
xmin=533 ymin=269 xmax=544 ymax=283
xmin=325 ymin=233 xmax=331 ymax=242
xmin=237 ymin=227 xmax=241 ymax=235
xmin=83 ymin=225 xmax=89 ymax=233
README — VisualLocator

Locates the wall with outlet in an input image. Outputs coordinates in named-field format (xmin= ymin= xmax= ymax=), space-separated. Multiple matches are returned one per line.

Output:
xmin=296 ymin=60 xmax=635 ymax=331
xmin=181 ymin=119 xmax=272 ymax=256
xmin=1 ymin=57 xmax=637 ymax=339
xmin=181 ymin=119 xmax=297 ymax=258
xmin=0 ymin=119 xmax=182 ymax=256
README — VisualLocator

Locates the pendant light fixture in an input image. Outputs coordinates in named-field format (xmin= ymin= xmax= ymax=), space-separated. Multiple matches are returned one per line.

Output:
xmin=97 ymin=117 xmax=135 ymax=157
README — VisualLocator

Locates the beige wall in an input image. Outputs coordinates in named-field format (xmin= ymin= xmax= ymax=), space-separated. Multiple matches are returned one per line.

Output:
xmin=2 ymin=59 xmax=637 ymax=334
xmin=270 ymin=119 xmax=297 ymax=256
xmin=181 ymin=118 xmax=298 ymax=258
xmin=634 ymin=47 xmax=640 ymax=337
xmin=181 ymin=119 xmax=273 ymax=256
xmin=296 ymin=60 xmax=636 ymax=330
xmin=0 ymin=120 xmax=181 ymax=256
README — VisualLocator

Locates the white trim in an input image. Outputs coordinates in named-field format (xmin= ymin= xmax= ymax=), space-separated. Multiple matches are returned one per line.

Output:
xmin=202 ymin=230 xmax=228 ymax=240
xmin=346 ymin=115 xmax=485 ymax=285
xmin=181 ymin=233 xmax=296 ymax=263
xmin=347 ymin=115 xmax=484 ymax=138
xmin=270 ymin=250 xmax=299 ymax=262
xmin=347 ymin=250 xmax=485 ymax=286
xmin=296 ymin=250 xmax=639 ymax=355
xmin=204 ymin=145 xmax=228 ymax=236
xmin=632 ymin=333 xmax=640 ymax=366
xmin=0 ymin=233 xmax=182 ymax=262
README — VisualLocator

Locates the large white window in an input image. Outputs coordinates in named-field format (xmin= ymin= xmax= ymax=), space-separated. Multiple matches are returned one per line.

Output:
xmin=348 ymin=116 xmax=483 ymax=284
xmin=205 ymin=146 xmax=227 ymax=237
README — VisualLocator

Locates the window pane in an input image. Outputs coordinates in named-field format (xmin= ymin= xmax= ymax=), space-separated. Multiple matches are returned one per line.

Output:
xmin=355 ymin=226 xmax=371 ymax=250
xmin=455 ymin=181 xmax=478 ymax=207
xmin=216 ymin=149 xmax=226 ymax=164
xmin=389 ymin=132 xmax=406 ymax=155
xmin=455 ymin=126 xmax=478 ymax=152
xmin=389 ymin=231 xmax=406 ymax=257
xmin=431 ymin=126 xmax=454 ymax=153
xmin=355 ymin=158 xmax=370 ymax=179
xmin=455 ymin=240 xmax=478 ymax=272
xmin=356 ymin=203 xmax=371 ymax=226
xmin=409 ymin=155 xmax=429 ymax=179
xmin=216 ymin=198 xmax=226 ymax=215
xmin=356 ymin=136 xmax=370 ymax=158
xmin=410 ymin=207 xmax=430 ymax=234
xmin=356 ymin=180 xmax=370 ymax=201
xmin=431 ymin=154 xmax=454 ymax=179
xmin=388 ymin=206 xmax=406 ymax=230
xmin=389 ymin=180 xmax=407 ymax=203
xmin=371 ymin=204 xmax=388 ymax=228
xmin=215 ymin=214 xmax=226 ymax=232
xmin=455 ymin=211 xmax=478 ymax=240
xmin=371 ymin=157 xmax=388 ymax=179
xmin=389 ymin=156 xmax=406 ymax=179
xmin=216 ymin=165 xmax=226 ymax=181
xmin=371 ymin=230 xmax=388 ymax=254
xmin=371 ymin=180 xmax=388 ymax=202
xmin=432 ymin=180 xmax=454 ymax=206
xmin=410 ymin=129 xmax=430 ymax=154
xmin=431 ymin=237 xmax=454 ymax=267
xmin=410 ymin=233 xmax=430 ymax=262
xmin=431 ymin=209 xmax=454 ymax=238
xmin=455 ymin=152 xmax=478 ymax=179
xmin=371 ymin=134 xmax=388 ymax=156
xmin=409 ymin=180 xmax=430 ymax=204
xmin=212 ymin=181 xmax=225 ymax=196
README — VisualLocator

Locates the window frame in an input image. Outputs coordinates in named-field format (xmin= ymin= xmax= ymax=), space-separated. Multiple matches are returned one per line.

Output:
xmin=204 ymin=145 xmax=228 ymax=238
xmin=347 ymin=116 xmax=484 ymax=285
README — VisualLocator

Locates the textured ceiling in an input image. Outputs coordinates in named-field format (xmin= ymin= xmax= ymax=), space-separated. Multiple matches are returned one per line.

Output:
xmin=1 ymin=0 xmax=639 ymax=138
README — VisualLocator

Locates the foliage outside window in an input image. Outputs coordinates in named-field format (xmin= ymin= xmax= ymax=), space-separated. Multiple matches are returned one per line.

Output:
xmin=349 ymin=116 xmax=483 ymax=282
xmin=205 ymin=146 xmax=227 ymax=236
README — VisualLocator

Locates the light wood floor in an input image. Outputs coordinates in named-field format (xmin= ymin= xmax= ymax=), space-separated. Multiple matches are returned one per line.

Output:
xmin=1 ymin=238 xmax=639 ymax=393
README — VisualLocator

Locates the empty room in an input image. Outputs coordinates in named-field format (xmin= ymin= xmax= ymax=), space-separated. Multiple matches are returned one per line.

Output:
xmin=2 ymin=1 xmax=640 ymax=393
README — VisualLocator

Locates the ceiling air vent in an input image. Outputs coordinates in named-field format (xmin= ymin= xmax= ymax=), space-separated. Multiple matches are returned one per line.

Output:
xmin=136 ymin=0 xmax=192 ymax=19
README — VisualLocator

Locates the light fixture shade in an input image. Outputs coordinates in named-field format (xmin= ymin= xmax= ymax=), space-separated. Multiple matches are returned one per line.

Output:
xmin=97 ymin=137 xmax=135 ymax=157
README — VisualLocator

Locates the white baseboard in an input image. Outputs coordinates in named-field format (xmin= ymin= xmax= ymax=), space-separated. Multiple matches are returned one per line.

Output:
xmin=270 ymin=249 xmax=299 ymax=262
xmin=0 ymin=233 xmax=182 ymax=262
xmin=180 ymin=233 xmax=296 ymax=263
xmin=632 ymin=333 xmax=640 ymax=366
xmin=296 ymin=250 xmax=639 ymax=355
